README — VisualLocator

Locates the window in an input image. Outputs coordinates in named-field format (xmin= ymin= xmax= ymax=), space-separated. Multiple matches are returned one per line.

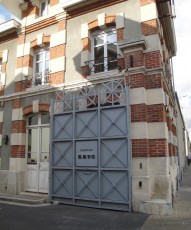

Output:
xmin=40 ymin=0 xmax=50 ymax=17
xmin=92 ymin=29 xmax=118 ymax=74
xmin=34 ymin=48 xmax=50 ymax=86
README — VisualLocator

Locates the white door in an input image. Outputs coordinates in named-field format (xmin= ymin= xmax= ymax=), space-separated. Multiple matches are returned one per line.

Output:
xmin=25 ymin=114 xmax=50 ymax=193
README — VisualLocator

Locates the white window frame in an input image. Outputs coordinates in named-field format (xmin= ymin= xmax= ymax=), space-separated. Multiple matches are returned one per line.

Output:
xmin=26 ymin=113 xmax=50 ymax=164
xmin=91 ymin=28 xmax=117 ymax=74
xmin=33 ymin=48 xmax=50 ymax=86
xmin=40 ymin=0 xmax=50 ymax=17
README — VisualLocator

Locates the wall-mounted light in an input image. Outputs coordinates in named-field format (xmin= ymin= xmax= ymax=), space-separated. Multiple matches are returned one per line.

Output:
xmin=3 ymin=135 xmax=9 ymax=145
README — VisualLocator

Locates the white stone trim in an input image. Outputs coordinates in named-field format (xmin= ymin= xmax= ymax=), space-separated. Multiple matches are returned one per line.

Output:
xmin=0 ymin=111 xmax=3 ymax=122
xmin=9 ymin=158 xmax=26 ymax=172
xmin=81 ymin=50 xmax=90 ymax=66
xmin=16 ymin=42 xmax=31 ymax=58
xmin=0 ymin=134 xmax=2 ymax=146
xmin=131 ymin=122 xmax=148 ymax=139
xmin=12 ymin=108 xmax=23 ymax=121
xmin=98 ymin=13 xmax=106 ymax=28
xmin=0 ymin=73 xmax=6 ymax=85
xmin=146 ymin=88 xmax=165 ymax=105
xmin=129 ymin=87 xmax=146 ymax=105
xmin=81 ymin=23 xmax=89 ymax=39
xmin=37 ymin=34 xmax=43 ymax=46
xmin=140 ymin=2 xmax=157 ymax=22
xmin=33 ymin=100 xmax=39 ymax=113
xmin=15 ymin=67 xmax=33 ymax=82
xmin=10 ymin=133 xmax=26 ymax=146
xmin=50 ymin=30 xmax=66 ymax=47
xmin=2 ymin=50 xmax=9 ymax=62
xmin=116 ymin=13 xmax=124 ymax=29
xmin=148 ymin=122 xmax=168 ymax=139
xmin=50 ymin=56 xmax=66 ymax=73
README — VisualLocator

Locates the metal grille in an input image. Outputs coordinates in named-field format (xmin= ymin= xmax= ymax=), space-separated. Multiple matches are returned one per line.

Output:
xmin=50 ymin=79 xmax=131 ymax=211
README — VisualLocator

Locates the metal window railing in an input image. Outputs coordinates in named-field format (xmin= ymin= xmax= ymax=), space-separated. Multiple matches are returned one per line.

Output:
xmin=84 ymin=57 xmax=118 ymax=76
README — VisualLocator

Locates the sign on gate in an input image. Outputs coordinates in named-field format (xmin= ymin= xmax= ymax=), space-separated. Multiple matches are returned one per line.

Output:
xmin=76 ymin=141 xmax=98 ymax=167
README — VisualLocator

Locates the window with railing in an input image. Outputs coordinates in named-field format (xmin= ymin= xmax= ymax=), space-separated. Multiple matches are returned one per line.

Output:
xmin=85 ymin=29 xmax=118 ymax=76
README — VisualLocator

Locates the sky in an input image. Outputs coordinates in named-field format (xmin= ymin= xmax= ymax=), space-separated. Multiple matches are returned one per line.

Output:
xmin=0 ymin=1 xmax=191 ymax=134
xmin=173 ymin=0 xmax=191 ymax=136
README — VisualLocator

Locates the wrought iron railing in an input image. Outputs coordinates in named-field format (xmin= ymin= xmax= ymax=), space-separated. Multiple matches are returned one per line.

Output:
xmin=25 ymin=69 xmax=51 ymax=88
xmin=84 ymin=57 xmax=118 ymax=76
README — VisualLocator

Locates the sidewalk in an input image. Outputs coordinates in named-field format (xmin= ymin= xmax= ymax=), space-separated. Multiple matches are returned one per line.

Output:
xmin=0 ymin=192 xmax=48 ymax=206
xmin=140 ymin=165 xmax=191 ymax=230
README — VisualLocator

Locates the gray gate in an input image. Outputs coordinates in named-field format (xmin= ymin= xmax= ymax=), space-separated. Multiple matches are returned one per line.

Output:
xmin=50 ymin=79 xmax=131 ymax=211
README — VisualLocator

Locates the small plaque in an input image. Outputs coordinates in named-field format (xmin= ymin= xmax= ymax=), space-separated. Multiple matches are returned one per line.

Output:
xmin=76 ymin=141 xmax=98 ymax=167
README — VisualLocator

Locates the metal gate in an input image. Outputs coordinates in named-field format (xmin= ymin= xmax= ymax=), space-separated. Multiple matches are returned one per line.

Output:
xmin=50 ymin=79 xmax=131 ymax=211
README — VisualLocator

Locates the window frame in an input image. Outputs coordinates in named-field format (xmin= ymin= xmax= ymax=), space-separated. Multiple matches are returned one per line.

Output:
xmin=91 ymin=28 xmax=118 ymax=74
xmin=33 ymin=47 xmax=50 ymax=86
xmin=39 ymin=0 xmax=50 ymax=17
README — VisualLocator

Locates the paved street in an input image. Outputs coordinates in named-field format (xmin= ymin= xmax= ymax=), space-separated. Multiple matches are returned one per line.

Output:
xmin=0 ymin=203 xmax=148 ymax=230
xmin=1 ymin=166 xmax=191 ymax=230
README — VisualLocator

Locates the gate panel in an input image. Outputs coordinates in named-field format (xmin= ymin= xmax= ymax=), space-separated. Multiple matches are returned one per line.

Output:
xmin=50 ymin=79 xmax=131 ymax=211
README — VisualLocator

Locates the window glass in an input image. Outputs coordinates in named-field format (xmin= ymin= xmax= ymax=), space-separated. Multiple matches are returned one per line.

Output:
xmin=40 ymin=0 xmax=50 ymax=17
xmin=29 ymin=115 xmax=38 ymax=126
xmin=40 ymin=127 xmax=50 ymax=162
xmin=27 ymin=129 xmax=38 ymax=164
xmin=34 ymin=49 xmax=50 ymax=85
xmin=92 ymin=30 xmax=117 ymax=73
xmin=41 ymin=113 xmax=50 ymax=124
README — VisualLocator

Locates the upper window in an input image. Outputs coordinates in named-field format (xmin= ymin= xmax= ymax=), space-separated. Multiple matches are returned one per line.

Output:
xmin=34 ymin=48 xmax=50 ymax=86
xmin=40 ymin=0 xmax=50 ymax=17
xmin=91 ymin=29 xmax=118 ymax=74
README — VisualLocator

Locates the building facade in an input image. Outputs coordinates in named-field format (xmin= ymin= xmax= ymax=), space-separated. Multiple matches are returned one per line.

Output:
xmin=0 ymin=0 xmax=187 ymax=214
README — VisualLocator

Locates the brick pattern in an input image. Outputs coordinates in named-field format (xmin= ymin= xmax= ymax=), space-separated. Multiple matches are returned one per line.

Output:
xmin=125 ymin=73 xmax=163 ymax=89
xmin=15 ymin=81 xmax=27 ymax=93
xmin=23 ymin=105 xmax=33 ymax=116
xmin=125 ymin=50 xmax=144 ymax=68
xmin=12 ymin=120 xmax=26 ymax=133
xmin=50 ymin=44 xmax=65 ymax=59
xmin=141 ymin=19 xmax=159 ymax=36
xmin=117 ymin=28 xmax=124 ymax=41
xmin=11 ymin=145 xmax=25 ymax=158
xmin=132 ymin=138 xmax=167 ymax=157
xmin=131 ymin=104 xmax=147 ymax=122
xmin=147 ymin=104 xmax=166 ymax=122
xmin=50 ymin=0 xmax=59 ymax=7
xmin=49 ymin=71 xmax=65 ymax=84
xmin=145 ymin=51 xmax=162 ymax=69
xmin=22 ymin=5 xmax=39 ymax=18
xmin=0 ymin=122 xmax=3 ymax=134
xmin=145 ymin=74 xmax=163 ymax=89
xmin=82 ymin=38 xmax=91 ymax=52
xmin=39 ymin=103 xmax=50 ymax=112
xmin=12 ymin=99 xmax=22 ymax=109
xmin=16 ymin=55 xmax=33 ymax=69
xmin=0 ymin=86 xmax=5 ymax=96
xmin=140 ymin=0 xmax=156 ymax=6
xmin=58 ymin=20 xmax=66 ymax=31
xmin=131 ymin=104 xmax=166 ymax=123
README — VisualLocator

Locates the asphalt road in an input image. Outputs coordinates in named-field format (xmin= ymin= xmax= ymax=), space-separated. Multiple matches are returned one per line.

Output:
xmin=0 ymin=203 xmax=149 ymax=230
